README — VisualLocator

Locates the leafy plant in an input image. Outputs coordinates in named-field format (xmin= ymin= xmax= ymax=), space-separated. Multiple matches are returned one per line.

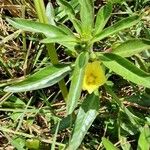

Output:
xmin=1 ymin=0 xmax=150 ymax=149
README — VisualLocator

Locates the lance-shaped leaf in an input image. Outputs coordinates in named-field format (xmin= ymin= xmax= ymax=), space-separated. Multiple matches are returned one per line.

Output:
xmin=6 ymin=18 xmax=68 ymax=38
xmin=94 ymin=2 xmax=112 ymax=34
xmin=113 ymin=39 xmax=150 ymax=57
xmin=102 ymin=137 xmax=119 ymax=150
xmin=55 ymin=0 xmax=78 ymax=22
xmin=4 ymin=65 xmax=71 ymax=93
xmin=68 ymin=92 xmax=99 ymax=150
xmin=138 ymin=125 xmax=150 ymax=150
xmin=57 ymin=0 xmax=82 ymax=34
xmin=100 ymin=53 xmax=150 ymax=88
xmin=93 ymin=15 xmax=140 ymax=42
xmin=57 ymin=0 xmax=75 ymax=17
xmin=71 ymin=18 xmax=82 ymax=34
xmin=67 ymin=52 xmax=89 ymax=115
xmin=46 ymin=2 xmax=56 ymax=25
xmin=41 ymin=36 xmax=78 ymax=44
xmin=79 ymin=0 xmax=94 ymax=35
xmin=58 ymin=23 xmax=75 ymax=36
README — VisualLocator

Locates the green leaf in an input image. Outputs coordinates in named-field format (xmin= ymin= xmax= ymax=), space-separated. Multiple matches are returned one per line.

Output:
xmin=41 ymin=36 xmax=77 ymax=44
xmin=58 ymin=41 xmax=78 ymax=54
xmin=102 ymin=137 xmax=119 ymax=150
xmin=68 ymin=92 xmax=99 ymax=150
xmin=67 ymin=52 xmax=89 ymax=115
xmin=46 ymin=2 xmax=55 ymax=25
xmin=57 ymin=0 xmax=82 ymax=34
xmin=58 ymin=23 xmax=75 ymax=36
xmin=94 ymin=2 xmax=112 ymax=34
xmin=71 ymin=18 xmax=82 ymax=34
xmin=26 ymin=139 xmax=40 ymax=150
xmin=57 ymin=0 xmax=75 ymax=17
xmin=6 ymin=18 xmax=67 ymax=38
xmin=4 ymin=65 xmax=71 ymax=93
xmin=138 ymin=125 xmax=150 ymax=150
xmin=11 ymin=137 xmax=26 ymax=150
xmin=10 ymin=112 xmax=23 ymax=122
xmin=120 ymin=108 xmax=141 ymax=135
xmin=51 ymin=114 xmax=76 ymax=134
xmin=113 ymin=39 xmax=150 ymax=57
xmin=93 ymin=15 xmax=140 ymax=42
xmin=79 ymin=0 xmax=94 ymax=35
xmin=100 ymin=53 xmax=150 ymax=88
xmin=55 ymin=0 xmax=78 ymax=22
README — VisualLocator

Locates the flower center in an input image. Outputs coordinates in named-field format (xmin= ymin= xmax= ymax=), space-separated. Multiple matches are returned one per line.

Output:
xmin=87 ymin=73 xmax=97 ymax=85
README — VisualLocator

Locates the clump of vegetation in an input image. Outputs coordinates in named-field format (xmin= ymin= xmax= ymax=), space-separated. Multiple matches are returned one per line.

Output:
xmin=0 ymin=0 xmax=150 ymax=149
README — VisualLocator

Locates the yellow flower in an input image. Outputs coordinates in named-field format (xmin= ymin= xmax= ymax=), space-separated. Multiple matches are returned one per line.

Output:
xmin=82 ymin=61 xmax=106 ymax=94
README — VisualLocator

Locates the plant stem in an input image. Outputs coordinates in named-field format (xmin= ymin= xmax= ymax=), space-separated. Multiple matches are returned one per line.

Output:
xmin=33 ymin=0 xmax=68 ymax=101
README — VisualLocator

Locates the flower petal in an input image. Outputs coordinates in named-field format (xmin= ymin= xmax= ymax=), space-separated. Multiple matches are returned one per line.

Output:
xmin=82 ymin=61 xmax=106 ymax=93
